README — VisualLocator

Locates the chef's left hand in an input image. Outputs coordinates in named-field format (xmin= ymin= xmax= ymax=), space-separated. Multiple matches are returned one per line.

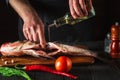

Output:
xmin=69 ymin=0 xmax=92 ymax=19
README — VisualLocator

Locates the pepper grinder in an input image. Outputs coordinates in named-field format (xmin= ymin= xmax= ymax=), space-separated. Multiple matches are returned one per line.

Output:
xmin=110 ymin=22 xmax=120 ymax=58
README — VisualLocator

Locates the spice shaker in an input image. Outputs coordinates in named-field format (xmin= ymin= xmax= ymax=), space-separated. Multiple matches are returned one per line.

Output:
xmin=110 ymin=22 xmax=120 ymax=58
xmin=104 ymin=33 xmax=111 ymax=53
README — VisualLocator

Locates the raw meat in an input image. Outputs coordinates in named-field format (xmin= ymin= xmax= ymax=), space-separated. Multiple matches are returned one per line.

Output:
xmin=0 ymin=40 xmax=96 ymax=59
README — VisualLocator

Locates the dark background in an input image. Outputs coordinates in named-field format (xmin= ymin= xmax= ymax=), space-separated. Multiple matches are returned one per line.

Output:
xmin=0 ymin=0 xmax=18 ymax=44
xmin=0 ymin=0 xmax=120 ymax=44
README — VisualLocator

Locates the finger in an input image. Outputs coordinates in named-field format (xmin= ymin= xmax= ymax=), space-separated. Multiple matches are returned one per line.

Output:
xmin=85 ymin=0 xmax=92 ymax=12
xmin=23 ymin=26 xmax=28 ymax=40
xmin=26 ymin=27 xmax=33 ymax=41
xmin=69 ymin=0 xmax=78 ymax=19
xmin=23 ymin=29 xmax=28 ymax=40
xmin=73 ymin=0 xmax=84 ymax=17
xmin=79 ymin=0 xmax=88 ymax=16
xmin=30 ymin=26 xmax=37 ymax=42
xmin=37 ymin=25 xmax=46 ymax=48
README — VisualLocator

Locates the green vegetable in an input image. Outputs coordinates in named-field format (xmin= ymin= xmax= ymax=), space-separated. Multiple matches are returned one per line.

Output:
xmin=0 ymin=67 xmax=32 ymax=80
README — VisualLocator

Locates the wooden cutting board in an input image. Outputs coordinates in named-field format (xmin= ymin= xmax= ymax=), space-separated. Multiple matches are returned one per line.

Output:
xmin=0 ymin=56 xmax=95 ymax=66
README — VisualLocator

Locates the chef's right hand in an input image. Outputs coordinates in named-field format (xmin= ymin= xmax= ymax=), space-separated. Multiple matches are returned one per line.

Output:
xmin=23 ymin=12 xmax=46 ymax=48
xmin=69 ymin=0 xmax=92 ymax=19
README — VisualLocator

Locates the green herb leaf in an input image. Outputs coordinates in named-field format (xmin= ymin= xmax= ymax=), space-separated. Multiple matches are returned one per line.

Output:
xmin=0 ymin=67 xmax=32 ymax=80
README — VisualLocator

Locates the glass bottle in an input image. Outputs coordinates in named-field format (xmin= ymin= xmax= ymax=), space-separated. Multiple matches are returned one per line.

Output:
xmin=110 ymin=22 xmax=120 ymax=58
xmin=104 ymin=33 xmax=111 ymax=53
xmin=47 ymin=7 xmax=95 ymax=41
xmin=48 ymin=7 xmax=95 ymax=27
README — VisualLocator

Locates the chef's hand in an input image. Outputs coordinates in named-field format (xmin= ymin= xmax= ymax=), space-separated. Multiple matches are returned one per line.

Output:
xmin=69 ymin=0 xmax=92 ymax=19
xmin=23 ymin=13 xmax=46 ymax=48
xmin=9 ymin=0 xmax=46 ymax=48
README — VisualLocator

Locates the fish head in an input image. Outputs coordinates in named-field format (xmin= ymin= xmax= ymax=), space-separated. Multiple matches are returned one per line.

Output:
xmin=0 ymin=41 xmax=23 ymax=56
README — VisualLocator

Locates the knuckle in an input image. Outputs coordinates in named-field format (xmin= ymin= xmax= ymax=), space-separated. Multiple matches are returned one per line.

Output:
xmin=76 ymin=11 xmax=81 ymax=16
xmin=73 ymin=0 xmax=77 ymax=5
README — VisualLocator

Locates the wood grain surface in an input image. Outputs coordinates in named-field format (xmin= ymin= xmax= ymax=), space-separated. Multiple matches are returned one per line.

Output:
xmin=0 ymin=56 xmax=94 ymax=66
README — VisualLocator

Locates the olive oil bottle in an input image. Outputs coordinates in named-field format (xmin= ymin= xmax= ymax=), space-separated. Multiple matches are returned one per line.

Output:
xmin=48 ymin=7 xmax=95 ymax=28
xmin=48 ymin=7 xmax=95 ymax=41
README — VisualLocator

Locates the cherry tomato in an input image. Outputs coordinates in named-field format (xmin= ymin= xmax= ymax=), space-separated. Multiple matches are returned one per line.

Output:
xmin=55 ymin=56 xmax=72 ymax=72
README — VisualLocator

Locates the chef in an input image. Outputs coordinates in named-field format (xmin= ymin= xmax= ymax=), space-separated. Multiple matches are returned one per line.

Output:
xmin=6 ymin=0 xmax=93 ymax=48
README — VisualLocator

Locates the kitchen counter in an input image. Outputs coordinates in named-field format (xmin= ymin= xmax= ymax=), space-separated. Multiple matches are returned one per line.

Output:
xmin=0 ymin=52 xmax=120 ymax=80
xmin=0 ymin=41 xmax=120 ymax=80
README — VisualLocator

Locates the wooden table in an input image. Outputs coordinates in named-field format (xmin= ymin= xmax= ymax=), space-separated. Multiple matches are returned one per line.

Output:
xmin=0 ymin=51 xmax=120 ymax=80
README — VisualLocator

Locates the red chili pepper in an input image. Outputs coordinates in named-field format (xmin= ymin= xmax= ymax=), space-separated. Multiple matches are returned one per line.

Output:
xmin=24 ymin=65 xmax=77 ymax=79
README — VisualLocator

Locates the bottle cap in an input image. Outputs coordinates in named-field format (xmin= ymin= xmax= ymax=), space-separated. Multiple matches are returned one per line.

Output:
xmin=115 ymin=22 xmax=119 ymax=26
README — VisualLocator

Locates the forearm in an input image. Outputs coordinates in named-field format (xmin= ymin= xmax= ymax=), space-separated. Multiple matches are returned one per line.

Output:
xmin=9 ymin=0 xmax=38 ymax=22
